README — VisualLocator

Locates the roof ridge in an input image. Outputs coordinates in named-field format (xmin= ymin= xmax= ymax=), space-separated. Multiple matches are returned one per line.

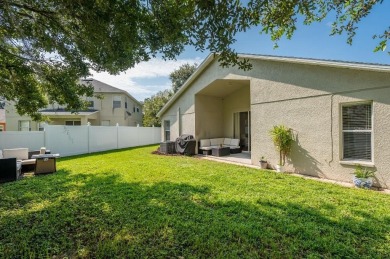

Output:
xmin=236 ymin=53 xmax=390 ymax=67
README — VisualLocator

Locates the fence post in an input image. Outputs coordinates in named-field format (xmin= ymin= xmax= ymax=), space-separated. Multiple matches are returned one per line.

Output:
xmin=87 ymin=122 xmax=91 ymax=154
xmin=116 ymin=123 xmax=119 ymax=149
xmin=43 ymin=123 xmax=47 ymax=148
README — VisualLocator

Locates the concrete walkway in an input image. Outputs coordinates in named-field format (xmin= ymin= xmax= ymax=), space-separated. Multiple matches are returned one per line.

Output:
xmin=197 ymin=153 xmax=390 ymax=194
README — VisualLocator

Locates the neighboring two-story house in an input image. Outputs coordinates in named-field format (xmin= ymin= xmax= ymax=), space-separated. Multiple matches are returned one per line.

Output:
xmin=0 ymin=101 xmax=5 ymax=131
xmin=0 ymin=108 xmax=6 ymax=131
xmin=5 ymin=79 xmax=143 ymax=131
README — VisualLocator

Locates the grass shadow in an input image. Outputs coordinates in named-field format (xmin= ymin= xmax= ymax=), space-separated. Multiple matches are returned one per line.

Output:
xmin=1 ymin=147 xmax=390 ymax=258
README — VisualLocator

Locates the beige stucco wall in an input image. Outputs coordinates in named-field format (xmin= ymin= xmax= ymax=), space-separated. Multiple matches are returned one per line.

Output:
xmin=248 ymin=59 xmax=390 ymax=188
xmin=195 ymin=95 xmax=224 ymax=139
xmin=5 ymin=102 xmax=40 ymax=131
xmin=160 ymin=57 xmax=390 ymax=188
xmin=94 ymin=93 xmax=142 ymax=126
xmin=222 ymin=86 xmax=250 ymax=138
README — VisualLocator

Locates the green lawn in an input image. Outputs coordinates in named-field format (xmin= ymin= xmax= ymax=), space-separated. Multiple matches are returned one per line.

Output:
xmin=1 ymin=145 xmax=390 ymax=258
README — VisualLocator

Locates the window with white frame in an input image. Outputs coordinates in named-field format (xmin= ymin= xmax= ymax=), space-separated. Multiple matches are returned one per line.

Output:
xmin=342 ymin=102 xmax=372 ymax=161
xmin=38 ymin=122 xmax=46 ymax=131
xmin=18 ymin=120 xmax=30 ymax=131
xmin=113 ymin=96 xmax=121 ymax=108
xmin=164 ymin=120 xmax=170 ymax=141
xmin=65 ymin=120 xmax=81 ymax=126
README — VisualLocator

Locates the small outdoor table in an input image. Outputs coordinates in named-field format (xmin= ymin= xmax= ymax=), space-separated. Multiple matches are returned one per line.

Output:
xmin=31 ymin=154 xmax=60 ymax=174
xmin=211 ymin=147 xmax=230 ymax=157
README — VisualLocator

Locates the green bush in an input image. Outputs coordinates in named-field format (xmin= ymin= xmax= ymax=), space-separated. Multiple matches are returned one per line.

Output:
xmin=269 ymin=125 xmax=294 ymax=166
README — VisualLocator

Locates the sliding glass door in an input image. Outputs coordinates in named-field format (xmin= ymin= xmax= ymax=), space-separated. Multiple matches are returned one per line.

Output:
xmin=233 ymin=111 xmax=251 ymax=152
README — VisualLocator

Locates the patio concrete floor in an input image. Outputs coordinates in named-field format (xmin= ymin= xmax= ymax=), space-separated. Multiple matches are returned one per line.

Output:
xmin=197 ymin=152 xmax=390 ymax=194
xmin=198 ymin=152 xmax=255 ymax=167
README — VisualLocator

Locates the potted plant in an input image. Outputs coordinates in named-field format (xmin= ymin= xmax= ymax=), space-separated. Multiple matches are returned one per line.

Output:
xmin=269 ymin=125 xmax=294 ymax=172
xmin=353 ymin=165 xmax=376 ymax=189
xmin=259 ymin=156 xmax=268 ymax=169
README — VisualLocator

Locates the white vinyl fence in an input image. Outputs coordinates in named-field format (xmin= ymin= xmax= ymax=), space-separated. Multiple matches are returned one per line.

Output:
xmin=0 ymin=125 xmax=161 ymax=157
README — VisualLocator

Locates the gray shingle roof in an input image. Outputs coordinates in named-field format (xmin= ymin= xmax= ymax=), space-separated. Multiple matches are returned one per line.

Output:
xmin=238 ymin=53 xmax=390 ymax=67
xmin=80 ymin=79 xmax=141 ymax=105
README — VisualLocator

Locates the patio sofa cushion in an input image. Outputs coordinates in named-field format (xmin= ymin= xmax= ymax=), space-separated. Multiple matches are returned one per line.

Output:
xmin=230 ymin=139 xmax=240 ymax=147
xmin=21 ymin=159 xmax=37 ymax=165
xmin=210 ymin=138 xmax=224 ymax=146
xmin=223 ymin=138 xmax=231 ymax=145
xmin=3 ymin=148 xmax=29 ymax=160
xmin=3 ymin=148 xmax=36 ymax=169
xmin=199 ymin=138 xmax=240 ymax=151
xmin=200 ymin=139 xmax=211 ymax=148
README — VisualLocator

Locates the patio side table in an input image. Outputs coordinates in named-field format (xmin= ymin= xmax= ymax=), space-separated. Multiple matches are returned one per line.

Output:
xmin=31 ymin=154 xmax=60 ymax=174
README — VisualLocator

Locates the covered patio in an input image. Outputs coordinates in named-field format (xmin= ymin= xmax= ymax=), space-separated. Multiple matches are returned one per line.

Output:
xmin=194 ymin=78 xmax=251 ymax=152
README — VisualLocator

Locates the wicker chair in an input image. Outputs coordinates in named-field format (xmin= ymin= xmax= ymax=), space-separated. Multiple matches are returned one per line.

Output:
xmin=0 ymin=158 xmax=21 ymax=183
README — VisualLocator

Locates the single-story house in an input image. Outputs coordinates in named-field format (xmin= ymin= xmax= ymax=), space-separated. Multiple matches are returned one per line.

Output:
xmin=157 ymin=53 xmax=390 ymax=188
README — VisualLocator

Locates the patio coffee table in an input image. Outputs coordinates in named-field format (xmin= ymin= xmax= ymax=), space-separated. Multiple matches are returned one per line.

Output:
xmin=211 ymin=147 xmax=230 ymax=157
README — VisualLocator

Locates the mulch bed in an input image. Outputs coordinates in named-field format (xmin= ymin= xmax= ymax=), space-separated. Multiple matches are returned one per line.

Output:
xmin=151 ymin=148 xmax=183 ymax=156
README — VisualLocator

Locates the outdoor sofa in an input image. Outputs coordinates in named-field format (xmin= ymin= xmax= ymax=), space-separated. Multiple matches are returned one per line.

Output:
xmin=2 ymin=148 xmax=37 ymax=171
xmin=199 ymin=138 xmax=241 ymax=154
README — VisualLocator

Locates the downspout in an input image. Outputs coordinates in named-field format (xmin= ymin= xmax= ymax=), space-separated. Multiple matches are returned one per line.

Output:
xmin=328 ymin=94 xmax=334 ymax=166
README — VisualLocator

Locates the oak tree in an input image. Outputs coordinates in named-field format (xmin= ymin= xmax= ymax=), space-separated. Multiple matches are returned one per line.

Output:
xmin=1 ymin=0 xmax=387 ymax=120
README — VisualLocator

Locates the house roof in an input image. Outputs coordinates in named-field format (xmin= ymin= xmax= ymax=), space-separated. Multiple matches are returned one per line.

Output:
xmin=81 ymin=78 xmax=142 ymax=106
xmin=157 ymin=53 xmax=390 ymax=117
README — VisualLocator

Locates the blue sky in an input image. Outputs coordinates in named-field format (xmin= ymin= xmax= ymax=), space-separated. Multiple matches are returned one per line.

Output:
xmin=94 ymin=2 xmax=390 ymax=101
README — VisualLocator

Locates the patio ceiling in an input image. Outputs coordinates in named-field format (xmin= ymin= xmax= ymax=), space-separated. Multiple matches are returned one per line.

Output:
xmin=197 ymin=79 xmax=249 ymax=98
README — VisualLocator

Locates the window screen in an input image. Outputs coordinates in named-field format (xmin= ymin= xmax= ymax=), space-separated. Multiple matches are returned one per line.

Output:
xmin=342 ymin=103 xmax=372 ymax=161
xmin=113 ymin=96 xmax=121 ymax=108
xmin=65 ymin=121 xmax=81 ymax=126
xmin=164 ymin=120 xmax=170 ymax=141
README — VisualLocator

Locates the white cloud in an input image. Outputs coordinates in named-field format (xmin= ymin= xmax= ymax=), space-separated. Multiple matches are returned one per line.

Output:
xmin=91 ymin=57 xmax=202 ymax=101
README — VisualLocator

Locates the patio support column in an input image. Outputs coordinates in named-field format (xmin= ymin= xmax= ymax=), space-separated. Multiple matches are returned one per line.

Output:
xmin=177 ymin=107 xmax=181 ymax=136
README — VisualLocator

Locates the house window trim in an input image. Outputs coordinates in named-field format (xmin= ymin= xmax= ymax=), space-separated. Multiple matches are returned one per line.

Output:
xmin=113 ymin=95 xmax=122 ymax=109
xmin=18 ymin=120 xmax=31 ymax=131
xmin=164 ymin=120 xmax=170 ymax=141
xmin=340 ymin=101 xmax=374 ymax=165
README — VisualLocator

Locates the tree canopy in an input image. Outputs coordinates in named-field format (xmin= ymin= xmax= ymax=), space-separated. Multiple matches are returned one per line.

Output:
xmin=169 ymin=63 xmax=198 ymax=93
xmin=1 ymin=0 xmax=388 ymax=120
xmin=142 ymin=89 xmax=173 ymax=127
